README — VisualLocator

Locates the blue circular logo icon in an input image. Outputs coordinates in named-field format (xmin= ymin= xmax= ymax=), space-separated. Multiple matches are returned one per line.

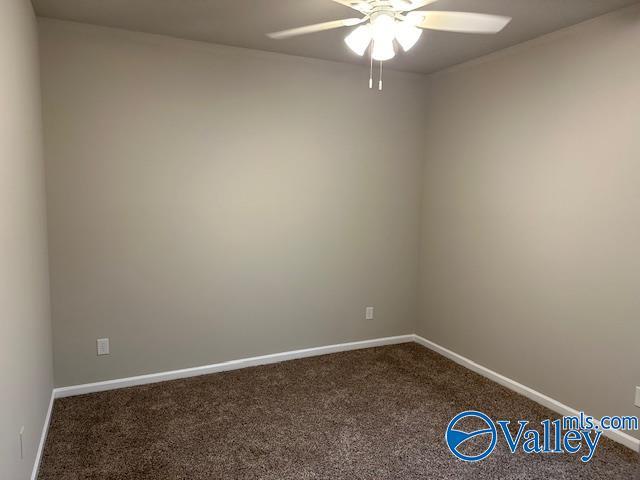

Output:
xmin=445 ymin=411 xmax=497 ymax=462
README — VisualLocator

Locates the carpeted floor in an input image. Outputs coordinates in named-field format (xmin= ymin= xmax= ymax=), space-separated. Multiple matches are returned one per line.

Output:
xmin=39 ymin=343 xmax=639 ymax=479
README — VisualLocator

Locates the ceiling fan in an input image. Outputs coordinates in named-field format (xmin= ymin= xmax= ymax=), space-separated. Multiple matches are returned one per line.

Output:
xmin=267 ymin=0 xmax=511 ymax=89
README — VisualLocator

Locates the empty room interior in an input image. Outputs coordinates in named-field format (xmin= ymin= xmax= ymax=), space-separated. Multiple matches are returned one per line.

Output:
xmin=3 ymin=0 xmax=640 ymax=478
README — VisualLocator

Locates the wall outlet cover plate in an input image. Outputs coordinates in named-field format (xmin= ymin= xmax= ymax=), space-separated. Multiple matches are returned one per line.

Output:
xmin=97 ymin=338 xmax=110 ymax=356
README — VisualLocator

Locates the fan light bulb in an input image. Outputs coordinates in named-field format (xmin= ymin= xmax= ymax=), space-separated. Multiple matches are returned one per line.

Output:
xmin=395 ymin=22 xmax=422 ymax=52
xmin=371 ymin=14 xmax=396 ymax=61
xmin=372 ymin=39 xmax=395 ymax=61
xmin=345 ymin=24 xmax=372 ymax=56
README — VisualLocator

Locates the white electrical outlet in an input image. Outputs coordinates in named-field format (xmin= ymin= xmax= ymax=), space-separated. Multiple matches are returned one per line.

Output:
xmin=365 ymin=306 xmax=374 ymax=320
xmin=635 ymin=386 xmax=640 ymax=408
xmin=97 ymin=338 xmax=110 ymax=356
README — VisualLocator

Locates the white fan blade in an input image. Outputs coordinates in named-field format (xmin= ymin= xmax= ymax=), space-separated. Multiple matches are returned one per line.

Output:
xmin=410 ymin=11 xmax=511 ymax=34
xmin=400 ymin=0 xmax=439 ymax=12
xmin=331 ymin=0 xmax=372 ymax=12
xmin=390 ymin=0 xmax=413 ymax=9
xmin=267 ymin=18 xmax=364 ymax=39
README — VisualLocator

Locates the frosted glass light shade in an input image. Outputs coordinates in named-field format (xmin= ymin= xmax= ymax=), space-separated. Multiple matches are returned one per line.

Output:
xmin=372 ymin=39 xmax=395 ymax=61
xmin=370 ymin=14 xmax=396 ymax=61
xmin=345 ymin=25 xmax=372 ymax=56
xmin=395 ymin=22 xmax=422 ymax=52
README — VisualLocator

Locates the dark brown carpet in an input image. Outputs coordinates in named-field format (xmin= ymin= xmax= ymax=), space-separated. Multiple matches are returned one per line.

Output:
xmin=39 ymin=343 xmax=639 ymax=479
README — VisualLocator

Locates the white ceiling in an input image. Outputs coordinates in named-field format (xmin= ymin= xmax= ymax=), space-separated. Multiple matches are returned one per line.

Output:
xmin=33 ymin=0 xmax=638 ymax=74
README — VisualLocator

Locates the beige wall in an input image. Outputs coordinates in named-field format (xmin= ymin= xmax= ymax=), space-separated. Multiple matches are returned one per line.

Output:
xmin=419 ymin=5 xmax=640 ymax=438
xmin=0 ymin=2 xmax=53 ymax=478
xmin=38 ymin=19 xmax=426 ymax=387
xmin=38 ymin=6 xmax=640 ymax=441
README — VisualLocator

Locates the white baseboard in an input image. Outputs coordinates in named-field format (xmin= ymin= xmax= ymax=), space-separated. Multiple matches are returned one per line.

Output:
xmin=54 ymin=334 xmax=415 ymax=399
xmin=50 ymin=333 xmax=639 ymax=454
xmin=413 ymin=334 xmax=640 ymax=452
xmin=31 ymin=389 xmax=55 ymax=480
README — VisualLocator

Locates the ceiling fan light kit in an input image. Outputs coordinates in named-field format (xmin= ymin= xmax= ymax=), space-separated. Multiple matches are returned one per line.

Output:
xmin=267 ymin=0 xmax=512 ymax=90
xmin=346 ymin=12 xmax=422 ymax=60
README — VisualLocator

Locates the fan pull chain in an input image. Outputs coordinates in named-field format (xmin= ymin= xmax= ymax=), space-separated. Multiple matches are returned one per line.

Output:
xmin=369 ymin=45 xmax=373 ymax=89
xmin=378 ymin=61 xmax=383 ymax=91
